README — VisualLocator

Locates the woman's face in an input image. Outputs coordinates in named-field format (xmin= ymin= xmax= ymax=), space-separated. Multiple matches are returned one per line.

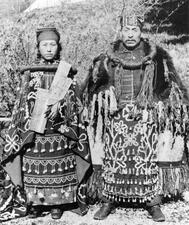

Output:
xmin=39 ymin=40 xmax=58 ymax=61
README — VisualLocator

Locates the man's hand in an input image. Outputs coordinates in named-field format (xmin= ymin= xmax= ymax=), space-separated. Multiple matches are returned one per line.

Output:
xmin=142 ymin=56 xmax=152 ymax=65
xmin=67 ymin=66 xmax=77 ymax=79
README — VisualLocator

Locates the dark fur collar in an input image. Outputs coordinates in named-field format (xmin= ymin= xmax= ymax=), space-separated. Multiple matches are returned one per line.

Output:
xmin=86 ymin=38 xmax=189 ymax=103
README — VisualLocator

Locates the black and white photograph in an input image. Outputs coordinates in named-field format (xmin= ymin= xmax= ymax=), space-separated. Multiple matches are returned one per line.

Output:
xmin=0 ymin=0 xmax=189 ymax=224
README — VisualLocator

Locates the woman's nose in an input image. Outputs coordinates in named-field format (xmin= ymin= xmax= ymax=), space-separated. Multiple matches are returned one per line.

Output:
xmin=47 ymin=45 xmax=51 ymax=52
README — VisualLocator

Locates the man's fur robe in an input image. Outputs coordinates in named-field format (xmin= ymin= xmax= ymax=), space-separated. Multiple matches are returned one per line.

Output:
xmin=83 ymin=38 xmax=189 ymax=203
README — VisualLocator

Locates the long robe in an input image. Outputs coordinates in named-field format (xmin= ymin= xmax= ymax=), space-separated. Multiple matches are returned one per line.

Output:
xmin=1 ymin=61 xmax=91 ymax=209
xmin=84 ymin=39 xmax=189 ymax=203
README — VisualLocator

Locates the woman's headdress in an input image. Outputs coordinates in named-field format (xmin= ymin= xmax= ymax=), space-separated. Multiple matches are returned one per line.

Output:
xmin=36 ymin=27 xmax=60 ymax=43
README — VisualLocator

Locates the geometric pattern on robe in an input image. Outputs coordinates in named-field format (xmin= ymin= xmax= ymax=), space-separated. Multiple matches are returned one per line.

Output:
xmin=103 ymin=106 xmax=160 ymax=202
xmin=1 ymin=65 xmax=91 ymax=208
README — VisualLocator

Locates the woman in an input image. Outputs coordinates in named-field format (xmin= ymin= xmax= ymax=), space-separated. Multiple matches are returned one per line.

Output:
xmin=0 ymin=27 xmax=91 ymax=221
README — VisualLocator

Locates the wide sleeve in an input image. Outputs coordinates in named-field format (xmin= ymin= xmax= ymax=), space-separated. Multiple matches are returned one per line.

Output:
xmin=153 ymin=46 xmax=189 ymax=104
xmin=51 ymin=83 xmax=91 ymax=162
xmin=1 ymin=71 xmax=35 ymax=163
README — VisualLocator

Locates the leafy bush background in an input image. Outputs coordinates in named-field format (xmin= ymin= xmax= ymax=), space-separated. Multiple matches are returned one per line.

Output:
xmin=0 ymin=0 xmax=188 ymax=117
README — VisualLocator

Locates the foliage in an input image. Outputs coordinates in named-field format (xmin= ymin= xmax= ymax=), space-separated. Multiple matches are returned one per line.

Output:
xmin=145 ymin=0 xmax=189 ymax=33
xmin=0 ymin=0 xmax=119 ymax=116
xmin=0 ymin=0 xmax=188 ymax=118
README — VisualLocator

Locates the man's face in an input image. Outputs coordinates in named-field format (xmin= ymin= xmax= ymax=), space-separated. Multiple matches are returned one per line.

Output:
xmin=39 ymin=40 xmax=58 ymax=61
xmin=121 ymin=25 xmax=141 ymax=49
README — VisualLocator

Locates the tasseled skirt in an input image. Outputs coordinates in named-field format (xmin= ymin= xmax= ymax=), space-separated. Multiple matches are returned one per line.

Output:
xmin=22 ymin=133 xmax=78 ymax=206
xmin=102 ymin=106 xmax=160 ymax=203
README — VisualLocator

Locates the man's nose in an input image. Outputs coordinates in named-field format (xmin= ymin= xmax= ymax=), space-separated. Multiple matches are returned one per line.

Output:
xmin=128 ymin=32 xmax=133 ymax=38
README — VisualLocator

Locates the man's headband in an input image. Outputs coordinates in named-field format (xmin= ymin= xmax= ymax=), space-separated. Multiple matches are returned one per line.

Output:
xmin=120 ymin=15 xmax=144 ymax=29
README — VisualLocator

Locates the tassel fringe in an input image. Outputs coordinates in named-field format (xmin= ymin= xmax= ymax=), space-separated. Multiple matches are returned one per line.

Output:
xmin=87 ymin=86 xmax=117 ymax=165
xmin=86 ymin=165 xmax=104 ymax=204
xmin=158 ymin=165 xmax=188 ymax=196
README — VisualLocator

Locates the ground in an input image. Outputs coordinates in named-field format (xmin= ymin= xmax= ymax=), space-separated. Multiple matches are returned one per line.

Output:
xmin=1 ymin=200 xmax=189 ymax=225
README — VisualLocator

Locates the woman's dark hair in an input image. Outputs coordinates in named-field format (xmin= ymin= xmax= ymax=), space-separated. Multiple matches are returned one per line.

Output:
xmin=36 ymin=41 xmax=62 ymax=61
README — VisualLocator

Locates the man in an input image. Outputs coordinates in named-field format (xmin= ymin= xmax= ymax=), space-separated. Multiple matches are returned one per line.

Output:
xmin=0 ymin=27 xmax=91 ymax=221
xmin=84 ymin=13 xmax=189 ymax=222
